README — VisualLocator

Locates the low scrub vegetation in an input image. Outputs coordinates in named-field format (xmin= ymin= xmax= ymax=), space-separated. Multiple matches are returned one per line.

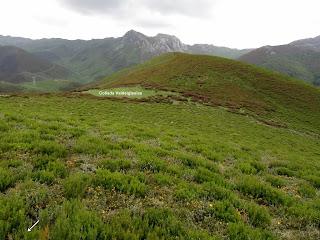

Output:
xmin=0 ymin=95 xmax=319 ymax=239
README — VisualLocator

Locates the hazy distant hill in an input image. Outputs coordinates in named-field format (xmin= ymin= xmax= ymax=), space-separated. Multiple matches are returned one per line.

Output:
xmin=0 ymin=30 xmax=250 ymax=83
xmin=188 ymin=44 xmax=252 ymax=59
xmin=291 ymin=35 xmax=320 ymax=52
xmin=239 ymin=36 xmax=320 ymax=86
xmin=0 ymin=46 xmax=70 ymax=84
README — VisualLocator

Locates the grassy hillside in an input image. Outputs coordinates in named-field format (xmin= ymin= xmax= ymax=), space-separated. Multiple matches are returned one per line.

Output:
xmin=0 ymin=94 xmax=319 ymax=239
xmin=92 ymin=53 xmax=320 ymax=134
xmin=1 ymin=53 xmax=320 ymax=239
xmin=0 ymin=79 xmax=81 ymax=94
xmin=0 ymin=81 xmax=26 ymax=93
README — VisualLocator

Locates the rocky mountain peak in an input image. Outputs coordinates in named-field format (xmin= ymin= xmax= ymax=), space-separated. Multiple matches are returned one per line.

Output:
xmin=152 ymin=33 xmax=187 ymax=53
xmin=122 ymin=30 xmax=147 ymax=43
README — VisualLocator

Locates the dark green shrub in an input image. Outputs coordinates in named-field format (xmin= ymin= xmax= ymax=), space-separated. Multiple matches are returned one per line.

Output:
xmin=167 ymin=163 xmax=184 ymax=176
xmin=0 ymin=141 xmax=12 ymax=152
xmin=0 ymin=194 xmax=27 ymax=239
xmin=153 ymin=173 xmax=174 ymax=186
xmin=24 ymin=184 xmax=50 ymax=211
xmin=32 ymin=170 xmax=55 ymax=185
xmin=236 ymin=177 xmax=291 ymax=206
xmin=275 ymin=167 xmax=295 ymax=177
xmin=94 ymin=169 xmax=147 ymax=197
xmin=237 ymin=161 xmax=266 ymax=175
xmin=67 ymin=127 xmax=85 ymax=138
xmin=40 ymin=133 xmax=55 ymax=141
xmin=63 ymin=173 xmax=91 ymax=199
xmin=265 ymin=175 xmax=286 ymax=188
xmin=208 ymin=200 xmax=241 ymax=223
xmin=287 ymin=201 xmax=320 ymax=227
xmin=194 ymin=167 xmax=221 ymax=183
xmin=202 ymin=181 xmax=235 ymax=201
xmin=175 ymin=183 xmax=199 ymax=201
xmin=304 ymin=175 xmax=320 ymax=188
xmin=48 ymin=161 xmax=68 ymax=178
xmin=139 ymin=157 xmax=166 ymax=173
xmin=237 ymin=162 xmax=257 ymax=174
xmin=251 ymin=161 xmax=266 ymax=173
xmin=74 ymin=136 xmax=119 ymax=155
xmin=32 ymin=155 xmax=56 ymax=170
xmin=298 ymin=183 xmax=316 ymax=198
xmin=242 ymin=202 xmax=271 ymax=227
xmin=51 ymin=200 xmax=104 ymax=240
xmin=176 ymin=153 xmax=201 ymax=168
xmin=4 ymin=159 xmax=23 ymax=168
xmin=99 ymin=159 xmax=132 ymax=172
xmin=0 ymin=167 xmax=15 ymax=192
xmin=0 ymin=120 xmax=9 ymax=132
xmin=33 ymin=141 xmax=67 ymax=158
xmin=103 ymin=208 xmax=216 ymax=240
xmin=228 ymin=223 xmax=276 ymax=240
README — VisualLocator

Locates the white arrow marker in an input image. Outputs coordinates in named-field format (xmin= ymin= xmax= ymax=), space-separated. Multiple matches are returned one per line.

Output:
xmin=27 ymin=219 xmax=40 ymax=232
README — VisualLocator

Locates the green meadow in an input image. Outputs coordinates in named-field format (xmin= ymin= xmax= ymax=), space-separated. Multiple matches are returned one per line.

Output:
xmin=0 ymin=94 xmax=319 ymax=239
xmin=20 ymin=79 xmax=81 ymax=93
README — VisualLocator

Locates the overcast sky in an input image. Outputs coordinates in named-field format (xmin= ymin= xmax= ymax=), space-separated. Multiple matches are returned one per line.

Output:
xmin=0 ymin=0 xmax=319 ymax=49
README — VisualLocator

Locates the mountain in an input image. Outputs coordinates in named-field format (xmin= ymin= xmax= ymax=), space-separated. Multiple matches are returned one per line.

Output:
xmin=290 ymin=35 xmax=320 ymax=51
xmin=0 ymin=46 xmax=70 ymax=84
xmin=0 ymin=30 xmax=250 ymax=83
xmin=239 ymin=37 xmax=320 ymax=86
xmin=63 ymin=30 xmax=191 ymax=82
xmin=90 ymin=53 xmax=320 ymax=132
xmin=188 ymin=44 xmax=252 ymax=59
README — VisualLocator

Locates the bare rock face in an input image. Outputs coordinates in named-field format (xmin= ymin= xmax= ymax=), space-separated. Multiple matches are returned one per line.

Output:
xmin=153 ymin=34 xmax=188 ymax=53
xmin=121 ymin=30 xmax=187 ymax=54
xmin=122 ymin=30 xmax=150 ymax=46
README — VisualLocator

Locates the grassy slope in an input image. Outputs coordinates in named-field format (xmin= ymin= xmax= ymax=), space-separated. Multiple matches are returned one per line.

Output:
xmin=1 ymin=53 xmax=320 ymax=239
xmin=93 ymin=53 xmax=320 ymax=135
xmin=87 ymin=86 xmax=178 ymax=99
xmin=0 ymin=95 xmax=319 ymax=239
xmin=0 ymin=79 xmax=81 ymax=93
xmin=20 ymin=79 xmax=82 ymax=93
xmin=0 ymin=81 xmax=26 ymax=93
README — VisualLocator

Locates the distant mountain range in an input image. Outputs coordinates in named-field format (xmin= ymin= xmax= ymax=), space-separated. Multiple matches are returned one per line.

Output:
xmin=0 ymin=46 xmax=70 ymax=84
xmin=291 ymin=35 xmax=320 ymax=51
xmin=0 ymin=30 xmax=250 ymax=86
xmin=1 ymin=30 xmax=320 ymax=93
xmin=239 ymin=35 xmax=320 ymax=86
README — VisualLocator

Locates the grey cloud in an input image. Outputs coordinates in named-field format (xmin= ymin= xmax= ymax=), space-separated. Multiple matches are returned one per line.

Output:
xmin=58 ymin=0 xmax=214 ymax=17
xmin=34 ymin=15 xmax=69 ymax=27
xmin=134 ymin=18 xmax=172 ymax=29
xmin=140 ymin=0 xmax=214 ymax=17
xmin=58 ymin=0 xmax=128 ymax=14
